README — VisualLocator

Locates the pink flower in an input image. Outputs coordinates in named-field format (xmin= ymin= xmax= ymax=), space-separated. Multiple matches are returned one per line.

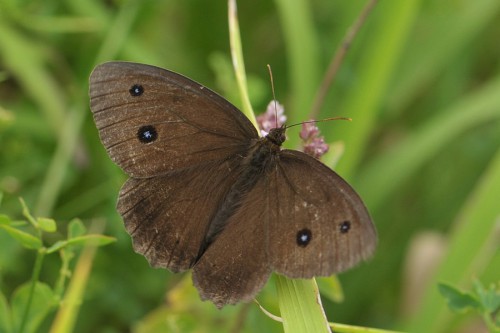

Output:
xmin=256 ymin=101 xmax=286 ymax=136
xmin=300 ymin=121 xmax=329 ymax=159
xmin=257 ymin=104 xmax=329 ymax=159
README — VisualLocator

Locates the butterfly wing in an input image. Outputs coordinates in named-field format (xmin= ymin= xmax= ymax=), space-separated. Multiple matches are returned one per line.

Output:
xmin=90 ymin=61 xmax=259 ymax=272
xmin=89 ymin=61 xmax=258 ymax=178
xmin=192 ymin=174 xmax=272 ymax=307
xmin=118 ymin=155 xmax=247 ymax=272
xmin=192 ymin=149 xmax=376 ymax=307
xmin=268 ymin=150 xmax=377 ymax=278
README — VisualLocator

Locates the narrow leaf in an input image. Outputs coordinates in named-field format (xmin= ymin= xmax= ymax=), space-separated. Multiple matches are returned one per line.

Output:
xmin=275 ymin=275 xmax=330 ymax=333
xmin=0 ymin=225 xmax=42 ymax=250
xmin=0 ymin=290 xmax=13 ymax=333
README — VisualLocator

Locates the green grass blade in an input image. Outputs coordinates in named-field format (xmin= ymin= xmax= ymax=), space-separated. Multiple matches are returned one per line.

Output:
xmin=228 ymin=0 xmax=258 ymax=130
xmin=34 ymin=108 xmax=86 ymax=217
xmin=275 ymin=275 xmax=330 ymax=333
xmin=0 ymin=19 xmax=66 ymax=132
xmin=387 ymin=0 xmax=500 ymax=112
xmin=355 ymin=75 xmax=500 ymax=209
xmin=404 ymin=148 xmax=500 ymax=332
xmin=49 ymin=237 xmax=100 ymax=333
xmin=333 ymin=0 xmax=422 ymax=179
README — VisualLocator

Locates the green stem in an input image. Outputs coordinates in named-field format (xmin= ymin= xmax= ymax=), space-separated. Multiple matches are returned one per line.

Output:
xmin=331 ymin=322 xmax=407 ymax=333
xmin=54 ymin=249 xmax=73 ymax=298
xmin=19 ymin=248 xmax=46 ymax=333
xmin=482 ymin=311 xmax=499 ymax=333
xmin=228 ymin=0 xmax=258 ymax=130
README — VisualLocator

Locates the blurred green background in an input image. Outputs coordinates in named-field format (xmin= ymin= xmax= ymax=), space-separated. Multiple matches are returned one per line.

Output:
xmin=1 ymin=0 xmax=499 ymax=332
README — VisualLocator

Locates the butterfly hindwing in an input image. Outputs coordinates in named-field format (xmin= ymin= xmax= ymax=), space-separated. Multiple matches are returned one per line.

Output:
xmin=192 ymin=149 xmax=376 ymax=307
xmin=118 ymin=156 xmax=246 ymax=272
xmin=192 ymin=174 xmax=272 ymax=307
xmin=268 ymin=150 xmax=377 ymax=278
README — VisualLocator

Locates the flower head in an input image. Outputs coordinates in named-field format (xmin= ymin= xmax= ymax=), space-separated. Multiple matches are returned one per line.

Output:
xmin=256 ymin=101 xmax=286 ymax=136
xmin=300 ymin=121 xmax=329 ymax=159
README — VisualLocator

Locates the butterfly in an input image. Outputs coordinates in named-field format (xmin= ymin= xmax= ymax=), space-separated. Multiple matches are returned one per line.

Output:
xmin=89 ymin=61 xmax=377 ymax=308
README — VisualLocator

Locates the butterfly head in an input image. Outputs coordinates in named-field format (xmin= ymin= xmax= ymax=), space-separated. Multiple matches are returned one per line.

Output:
xmin=265 ymin=126 xmax=286 ymax=146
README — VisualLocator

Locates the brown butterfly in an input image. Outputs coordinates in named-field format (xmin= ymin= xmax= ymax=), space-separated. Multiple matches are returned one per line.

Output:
xmin=89 ymin=61 xmax=377 ymax=308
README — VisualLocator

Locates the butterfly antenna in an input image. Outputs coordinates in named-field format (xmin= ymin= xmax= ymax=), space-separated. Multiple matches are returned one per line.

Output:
xmin=286 ymin=117 xmax=352 ymax=129
xmin=267 ymin=64 xmax=279 ymax=128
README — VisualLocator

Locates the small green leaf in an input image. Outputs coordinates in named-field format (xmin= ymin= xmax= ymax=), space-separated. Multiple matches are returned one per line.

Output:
xmin=11 ymin=282 xmax=57 ymax=333
xmin=0 ymin=214 xmax=11 ymax=226
xmin=438 ymin=282 xmax=481 ymax=313
xmin=0 ymin=225 xmax=42 ymax=250
xmin=67 ymin=218 xmax=86 ymax=238
xmin=46 ymin=234 xmax=115 ymax=254
xmin=37 ymin=217 xmax=56 ymax=233
xmin=0 ymin=290 xmax=13 ymax=333
xmin=474 ymin=280 xmax=500 ymax=313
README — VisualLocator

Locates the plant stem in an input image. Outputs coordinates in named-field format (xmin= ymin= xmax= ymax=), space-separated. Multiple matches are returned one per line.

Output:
xmin=309 ymin=0 xmax=379 ymax=120
xmin=54 ymin=249 xmax=73 ymax=298
xmin=19 ymin=248 xmax=46 ymax=333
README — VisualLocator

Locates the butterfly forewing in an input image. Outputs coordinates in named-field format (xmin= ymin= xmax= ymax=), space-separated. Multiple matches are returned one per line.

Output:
xmin=89 ymin=62 xmax=258 ymax=178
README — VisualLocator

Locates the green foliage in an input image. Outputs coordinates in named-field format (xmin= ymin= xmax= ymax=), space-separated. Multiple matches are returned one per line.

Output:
xmin=0 ymin=0 xmax=499 ymax=332
xmin=439 ymin=283 xmax=481 ymax=313
xmin=439 ymin=280 xmax=500 ymax=332
xmin=0 ymin=199 xmax=115 ymax=333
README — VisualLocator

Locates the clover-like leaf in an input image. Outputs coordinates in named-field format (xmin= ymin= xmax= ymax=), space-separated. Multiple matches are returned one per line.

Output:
xmin=37 ymin=218 xmax=56 ymax=233
xmin=473 ymin=280 xmax=500 ymax=313
xmin=438 ymin=282 xmax=481 ymax=313
xmin=67 ymin=218 xmax=86 ymax=238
